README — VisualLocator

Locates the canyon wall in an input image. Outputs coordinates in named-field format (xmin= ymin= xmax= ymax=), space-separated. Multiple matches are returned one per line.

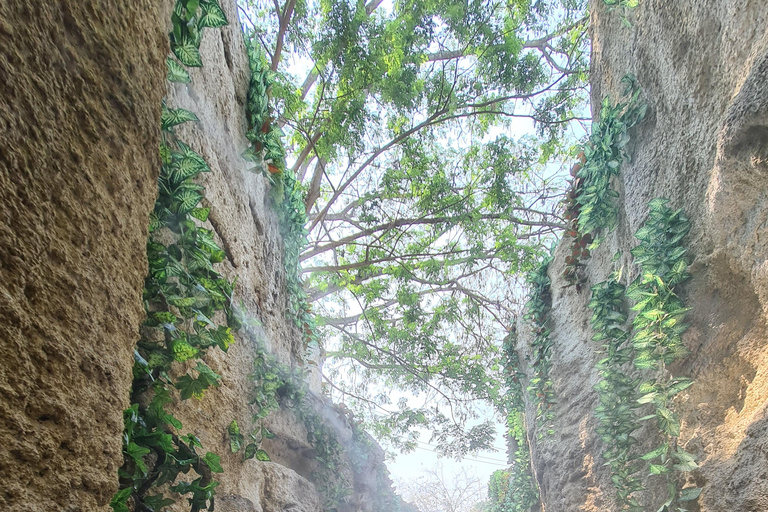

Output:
xmin=518 ymin=1 xmax=768 ymax=510
xmin=0 ymin=1 xmax=167 ymax=510
xmin=160 ymin=1 xmax=406 ymax=509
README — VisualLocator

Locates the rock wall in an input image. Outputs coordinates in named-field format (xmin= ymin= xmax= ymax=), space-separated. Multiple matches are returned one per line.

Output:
xmin=518 ymin=1 xmax=768 ymax=510
xmin=0 ymin=1 xmax=167 ymax=510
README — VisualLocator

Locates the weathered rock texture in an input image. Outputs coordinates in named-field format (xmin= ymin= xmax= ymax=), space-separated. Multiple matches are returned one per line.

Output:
xmin=0 ymin=1 xmax=167 ymax=510
xmin=518 ymin=1 xmax=768 ymax=510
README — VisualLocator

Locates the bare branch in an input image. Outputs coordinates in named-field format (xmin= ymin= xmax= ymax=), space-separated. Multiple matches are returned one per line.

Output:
xmin=271 ymin=0 xmax=297 ymax=71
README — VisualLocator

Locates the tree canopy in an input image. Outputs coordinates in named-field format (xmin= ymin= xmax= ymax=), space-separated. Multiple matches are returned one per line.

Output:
xmin=237 ymin=0 xmax=590 ymax=455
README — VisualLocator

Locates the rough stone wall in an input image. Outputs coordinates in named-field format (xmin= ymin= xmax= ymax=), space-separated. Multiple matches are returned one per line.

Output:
xmin=518 ymin=1 xmax=768 ymax=510
xmin=0 ymin=1 xmax=167 ymax=510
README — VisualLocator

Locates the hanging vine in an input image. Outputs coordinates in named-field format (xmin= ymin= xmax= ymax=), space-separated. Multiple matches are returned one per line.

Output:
xmin=562 ymin=75 xmax=647 ymax=288
xmin=241 ymin=37 xmax=317 ymax=348
xmin=486 ymin=328 xmax=540 ymax=512
xmin=524 ymin=251 xmax=556 ymax=436
xmin=589 ymin=270 xmax=644 ymax=510
xmin=111 ymin=2 xmax=233 ymax=511
xmin=626 ymin=198 xmax=701 ymax=510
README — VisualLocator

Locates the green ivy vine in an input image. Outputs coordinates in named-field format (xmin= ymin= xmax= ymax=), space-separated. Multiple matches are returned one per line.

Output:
xmin=227 ymin=319 xmax=353 ymax=510
xmin=524 ymin=252 xmax=556 ymax=436
xmin=589 ymin=270 xmax=643 ymax=510
xmin=242 ymin=37 xmax=317 ymax=348
xmin=486 ymin=329 xmax=540 ymax=512
xmin=562 ymin=75 xmax=647 ymax=287
xmin=626 ymin=198 xmax=700 ymax=510
xmin=111 ymin=3 xmax=233 ymax=511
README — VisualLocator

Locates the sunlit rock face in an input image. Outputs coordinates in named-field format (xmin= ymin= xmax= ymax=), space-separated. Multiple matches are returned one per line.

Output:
xmin=0 ymin=0 xmax=167 ymax=510
xmin=516 ymin=1 xmax=768 ymax=510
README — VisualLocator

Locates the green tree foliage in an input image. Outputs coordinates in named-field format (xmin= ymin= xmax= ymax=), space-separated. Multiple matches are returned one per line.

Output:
xmin=484 ymin=330 xmax=540 ymax=512
xmin=238 ymin=0 xmax=591 ymax=455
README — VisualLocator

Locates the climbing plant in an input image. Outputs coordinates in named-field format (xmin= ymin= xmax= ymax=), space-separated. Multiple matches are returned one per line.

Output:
xmin=524 ymin=251 xmax=556 ymax=436
xmin=111 ymin=3 xmax=233 ymax=511
xmin=626 ymin=198 xmax=701 ymax=510
xmin=241 ymin=36 xmax=316 ymax=348
xmin=562 ymin=75 xmax=647 ymax=287
xmin=486 ymin=329 xmax=540 ymax=512
xmin=589 ymin=270 xmax=644 ymax=510
xmin=227 ymin=318 xmax=353 ymax=510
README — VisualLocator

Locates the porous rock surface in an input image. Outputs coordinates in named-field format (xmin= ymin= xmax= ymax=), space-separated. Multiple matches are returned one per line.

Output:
xmin=0 ymin=0 xmax=167 ymax=510
xmin=518 ymin=1 xmax=768 ymax=510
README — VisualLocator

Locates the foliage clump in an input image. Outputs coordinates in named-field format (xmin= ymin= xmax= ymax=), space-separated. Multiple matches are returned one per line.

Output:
xmin=589 ymin=271 xmax=643 ymax=509
xmin=242 ymin=36 xmax=317 ymax=347
xmin=111 ymin=3 xmax=235 ymax=510
xmin=562 ymin=75 xmax=647 ymax=286
xmin=485 ymin=330 xmax=540 ymax=512
xmin=524 ymin=251 xmax=556 ymax=436
xmin=626 ymin=198 xmax=701 ymax=510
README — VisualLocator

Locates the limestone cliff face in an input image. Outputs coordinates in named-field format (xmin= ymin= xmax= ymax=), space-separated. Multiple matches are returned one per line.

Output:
xmin=0 ymin=1 xmax=167 ymax=510
xmin=0 ymin=0 xmax=404 ymax=510
xmin=518 ymin=1 xmax=768 ymax=510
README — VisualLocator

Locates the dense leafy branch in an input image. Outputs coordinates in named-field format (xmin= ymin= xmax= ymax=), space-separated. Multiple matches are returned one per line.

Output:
xmin=237 ymin=0 xmax=590 ymax=454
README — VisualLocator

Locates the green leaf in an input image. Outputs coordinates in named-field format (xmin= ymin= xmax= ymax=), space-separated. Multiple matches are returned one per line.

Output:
xmin=166 ymin=56 xmax=191 ymax=83
xmin=172 ymin=38 xmax=203 ymax=67
xmin=243 ymin=442 xmax=258 ymax=461
xmin=199 ymin=1 xmax=228 ymax=28
xmin=109 ymin=487 xmax=133 ymax=512
xmin=143 ymin=494 xmax=176 ymax=509
xmin=229 ymin=420 xmax=244 ymax=452
xmin=126 ymin=442 xmax=150 ymax=475
xmin=640 ymin=443 xmax=668 ymax=461
xmin=203 ymin=451 xmax=224 ymax=473
xmin=679 ymin=487 xmax=702 ymax=502
xmin=190 ymin=207 xmax=211 ymax=222
xmin=161 ymin=106 xmax=199 ymax=131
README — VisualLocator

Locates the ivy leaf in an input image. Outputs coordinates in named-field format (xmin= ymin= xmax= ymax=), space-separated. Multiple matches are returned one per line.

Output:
xmin=171 ymin=337 xmax=199 ymax=362
xmin=229 ymin=420 xmax=244 ymax=452
xmin=242 ymin=442 xmax=258 ymax=461
xmin=174 ymin=189 xmax=204 ymax=214
xmin=109 ymin=487 xmax=133 ymax=512
xmin=161 ymin=106 xmax=199 ymax=131
xmin=212 ymin=325 xmax=235 ymax=352
xmin=640 ymin=443 xmax=668 ymax=461
xmin=679 ymin=487 xmax=702 ymax=502
xmin=172 ymin=38 xmax=203 ymax=67
xmin=199 ymin=1 xmax=228 ymax=28
xmin=144 ymin=494 xmax=176 ymax=509
xmin=174 ymin=364 xmax=220 ymax=400
xmin=203 ymin=452 xmax=224 ymax=473
xmin=190 ymin=207 xmax=211 ymax=222
xmin=126 ymin=442 xmax=150 ymax=475
xmin=166 ymin=56 xmax=191 ymax=83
